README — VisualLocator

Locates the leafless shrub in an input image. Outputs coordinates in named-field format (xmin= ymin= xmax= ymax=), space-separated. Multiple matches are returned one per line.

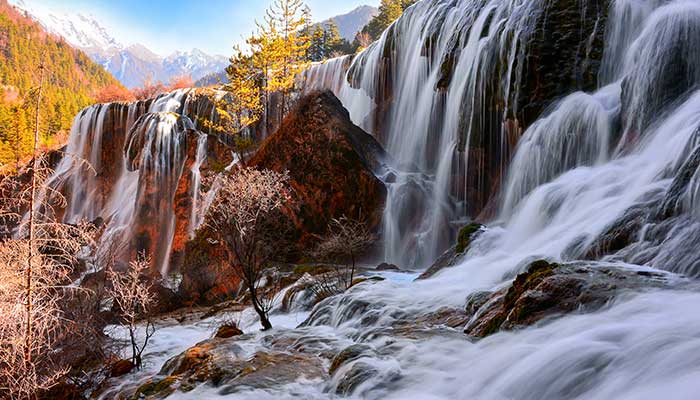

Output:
xmin=308 ymin=216 xmax=375 ymax=297
xmin=106 ymin=254 xmax=156 ymax=371
xmin=0 ymin=171 xmax=96 ymax=399
xmin=206 ymin=167 xmax=292 ymax=330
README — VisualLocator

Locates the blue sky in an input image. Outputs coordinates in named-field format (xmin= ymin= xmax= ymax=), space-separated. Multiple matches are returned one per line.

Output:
xmin=24 ymin=0 xmax=379 ymax=56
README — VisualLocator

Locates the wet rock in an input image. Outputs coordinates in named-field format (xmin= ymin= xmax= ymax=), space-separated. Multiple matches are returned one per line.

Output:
xmin=329 ymin=344 xmax=374 ymax=376
xmin=110 ymin=359 xmax=135 ymax=378
xmin=465 ymin=291 xmax=492 ymax=317
xmin=333 ymin=362 xmax=379 ymax=396
xmin=418 ymin=223 xmax=484 ymax=280
xmin=133 ymin=377 xmax=177 ymax=399
xmin=249 ymin=90 xmax=388 ymax=259
xmin=214 ymin=324 xmax=243 ymax=339
xmin=217 ymin=351 xmax=326 ymax=395
xmin=464 ymin=260 xmax=676 ymax=338
xmin=151 ymin=338 xmax=326 ymax=396
xmin=579 ymin=207 xmax=649 ymax=260
xmin=376 ymin=262 xmax=400 ymax=271
xmin=456 ymin=223 xmax=484 ymax=254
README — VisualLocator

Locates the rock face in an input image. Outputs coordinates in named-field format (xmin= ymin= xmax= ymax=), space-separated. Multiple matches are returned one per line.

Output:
xmin=463 ymin=260 xmax=677 ymax=338
xmin=249 ymin=90 xmax=388 ymax=256
xmin=178 ymin=91 xmax=388 ymax=304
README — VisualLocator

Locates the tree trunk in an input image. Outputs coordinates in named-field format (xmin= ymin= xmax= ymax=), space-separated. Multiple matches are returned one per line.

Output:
xmin=24 ymin=62 xmax=45 ymax=365
xmin=248 ymin=284 xmax=272 ymax=330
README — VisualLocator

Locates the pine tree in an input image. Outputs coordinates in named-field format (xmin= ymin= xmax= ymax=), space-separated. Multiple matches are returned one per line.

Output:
xmin=224 ymin=47 xmax=264 ymax=132
xmin=266 ymin=0 xmax=310 ymax=117
xmin=0 ymin=3 xmax=121 ymax=168
xmin=301 ymin=5 xmax=314 ymax=62
xmin=361 ymin=0 xmax=416 ymax=41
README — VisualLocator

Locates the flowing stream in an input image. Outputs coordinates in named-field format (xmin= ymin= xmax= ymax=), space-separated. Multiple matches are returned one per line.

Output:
xmin=151 ymin=0 xmax=700 ymax=398
xmin=46 ymin=0 xmax=700 ymax=397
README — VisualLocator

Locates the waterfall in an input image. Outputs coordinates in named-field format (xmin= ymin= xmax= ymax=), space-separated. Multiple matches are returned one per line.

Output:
xmin=188 ymin=132 xmax=209 ymax=239
xmin=276 ymin=0 xmax=700 ymax=400
xmin=44 ymin=89 xmax=221 ymax=275
xmin=304 ymin=0 xmax=607 ymax=268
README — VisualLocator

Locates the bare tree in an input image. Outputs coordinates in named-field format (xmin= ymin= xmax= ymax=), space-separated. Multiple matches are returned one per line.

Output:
xmin=0 ymin=62 xmax=97 ymax=400
xmin=106 ymin=254 xmax=156 ymax=371
xmin=310 ymin=216 xmax=375 ymax=296
xmin=206 ymin=167 xmax=291 ymax=330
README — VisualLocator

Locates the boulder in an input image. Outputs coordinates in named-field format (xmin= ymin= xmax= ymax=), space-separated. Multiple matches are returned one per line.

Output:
xmin=376 ymin=262 xmax=400 ymax=271
xmin=109 ymin=359 xmax=135 ymax=378
xmin=249 ymin=90 xmax=388 ymax=258
xmin=214 ymin=324 xmax=243 ymax=339
xmin=139 ymin=338 xmax=326 ymax=397
xmin=463 ymin=260 xmax=677 ymax=338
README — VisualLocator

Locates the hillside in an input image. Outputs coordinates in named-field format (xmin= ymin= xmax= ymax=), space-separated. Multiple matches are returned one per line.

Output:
xmin=0 ymin=0 xmax=120 ymax=168
xmin=322 ymin=5 xmax=378 ymax=41
xmin=11 ymin=0 xmax=228 ymax=88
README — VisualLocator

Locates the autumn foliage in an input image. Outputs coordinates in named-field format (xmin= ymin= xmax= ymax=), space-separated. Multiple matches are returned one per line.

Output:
xmin=94 ymin=84 xmax=136 ymax=103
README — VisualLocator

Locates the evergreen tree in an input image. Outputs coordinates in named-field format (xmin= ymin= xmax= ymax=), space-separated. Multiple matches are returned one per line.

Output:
xmin=266 ymin=0 xmax=310 ymax=116
xmin=0 ymin=2 xmax=121 ymax=171
xmin=361 ymin=0 xmax=416 ymax=41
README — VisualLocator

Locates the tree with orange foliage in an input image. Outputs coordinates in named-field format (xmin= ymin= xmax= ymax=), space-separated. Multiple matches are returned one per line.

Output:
xmin=168 ymin=75 xmax=194 ymax=90
xmin=131 ymin=77 xmax=166 ymax=100
xmin=94 ymin=84 xmax=135 ymax=104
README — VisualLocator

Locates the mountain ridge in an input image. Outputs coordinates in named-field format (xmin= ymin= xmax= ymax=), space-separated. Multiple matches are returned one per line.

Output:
xmin=322 ymin=5 xmax=378 ymax=41
xmin=10 ymin=0 xmax=228 ymax=88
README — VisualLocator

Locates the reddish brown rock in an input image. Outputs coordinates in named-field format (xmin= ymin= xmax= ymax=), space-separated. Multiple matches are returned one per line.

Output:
xmin=110 ymin=359 xmax=135 ymax=377
xmin=178 ymin=91 xmax=387 ymax=305
xmin=249 ymin=90 xmax=387 ymax=256
xmin=214 ymin=324 xmax=244 ymax=339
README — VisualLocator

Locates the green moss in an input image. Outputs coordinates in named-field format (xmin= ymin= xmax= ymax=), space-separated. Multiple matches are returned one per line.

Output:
xmin=480 ymin=314 xmax=506 ymax=336
xmin=133 ymin=376 xmax=176 ymax=399
xmin=503 ymin=259 xmax=556 ymax=309
xmin=208 ymin=159 xmax=228 ymax=174
xmin=293 ymin=264 xmax=316 ymax=275
xmin=292 ymin=264 xmax=335 ymax=276
xmin=456 ymin=223 xmax=483 ymax=254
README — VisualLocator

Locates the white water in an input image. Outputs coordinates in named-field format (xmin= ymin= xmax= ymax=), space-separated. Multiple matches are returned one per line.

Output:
xmin=44 ymin=89 xmax=219 ymax=275
xmin=24 ymin=0 xmax=700 ymax=397
xmin=305 ymin=0 xmax=602 ymax=268
xmin=113 ymin=0 xmax=700 ymax=398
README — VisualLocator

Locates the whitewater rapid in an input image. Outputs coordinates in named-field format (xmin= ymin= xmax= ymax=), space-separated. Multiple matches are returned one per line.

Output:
xmin=90 ymin=0 xmax=700 ymax=398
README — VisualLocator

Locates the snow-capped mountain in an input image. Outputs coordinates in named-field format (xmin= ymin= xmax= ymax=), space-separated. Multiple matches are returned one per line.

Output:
xmin=10 ymin=0 xmax=227 ymax=88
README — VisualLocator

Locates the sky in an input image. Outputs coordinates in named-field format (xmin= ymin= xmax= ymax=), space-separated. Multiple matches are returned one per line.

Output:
xmin=20 ymin=0 xmax=380 ymax=56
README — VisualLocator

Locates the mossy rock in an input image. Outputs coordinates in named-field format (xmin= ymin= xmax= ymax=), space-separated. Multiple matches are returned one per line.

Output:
xmin=503 ymin=259 xmax=557 ymax=310
xmin=456 ymin=223 xmax=484 ymax=254
xmin=133 ymin=376 xmax=177 ymax=399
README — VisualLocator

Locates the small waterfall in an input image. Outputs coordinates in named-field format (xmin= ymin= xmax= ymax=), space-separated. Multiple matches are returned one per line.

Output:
xmin=188 ymin=132 xmax=209 ymax=239
xmin=44 ymin=89 xmax=223 ymax=275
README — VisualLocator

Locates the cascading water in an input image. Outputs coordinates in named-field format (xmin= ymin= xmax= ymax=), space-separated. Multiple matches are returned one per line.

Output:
xmin=203 ymin=0 xmax=700 ymax=398
xmin=44 ymin=89 xmax=223 ymax=275
xmin=304 ymin=0 xmax=607 ymax=268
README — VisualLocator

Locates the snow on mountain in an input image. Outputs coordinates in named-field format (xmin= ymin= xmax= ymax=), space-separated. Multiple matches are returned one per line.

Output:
xmin=9 ymin=0 xmax=227 ymax=88
xmin=11 ymin=0 xmax=120 ymax=50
